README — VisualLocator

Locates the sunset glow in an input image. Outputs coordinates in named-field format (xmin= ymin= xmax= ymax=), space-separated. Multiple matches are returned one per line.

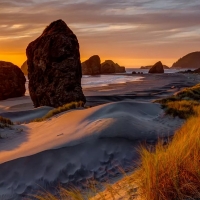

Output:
xmin=0 ymin=0 xmax=200 ymax=67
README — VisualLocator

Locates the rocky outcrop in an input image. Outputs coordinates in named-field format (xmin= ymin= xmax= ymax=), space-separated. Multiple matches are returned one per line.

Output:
xmin=82 ymin=55 xmax=101 ymax=75
xmin=149 ymin=61 xmax=164 ymax=73
xmin=21 ymin=60 xmax=28 ymax=75
xmin=172 ymin=52 xmax=200 ymax=69
xmin=194 ymin=68 xmax=200 ymax=73
xmin=0 ymin=61 xmax=26 ymax=100
xmin=26 ymin=19 xmax=86 ymax=108
xmin=132 ymin=71 xmax=136 ymax=74
xmin=141 ymin=65 xmax=169 ymax=69
xmin=101 ymin=60 xmax=126 ymax=74
xmin=179 ymin=68 xmax=200 ymax=74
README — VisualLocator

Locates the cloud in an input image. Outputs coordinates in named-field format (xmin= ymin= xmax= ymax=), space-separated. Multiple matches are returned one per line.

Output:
xmin=0 ymin=0 xmax=200 ymax=66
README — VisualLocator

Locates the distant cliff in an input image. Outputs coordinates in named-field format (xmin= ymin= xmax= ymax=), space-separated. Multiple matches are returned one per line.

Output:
xmin=172 ymin=52 xmax=200 ymax=69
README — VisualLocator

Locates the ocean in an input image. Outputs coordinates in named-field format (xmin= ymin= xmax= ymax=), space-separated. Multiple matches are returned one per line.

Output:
xmin=25 ymin=68 xmax=183 ymax=91
xmin=82 ymin=68 xmax=181 ymax=89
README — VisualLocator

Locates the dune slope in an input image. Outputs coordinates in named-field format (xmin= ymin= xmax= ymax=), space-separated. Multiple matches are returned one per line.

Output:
xmin=0 ymin=101 xmax=183 ymax=199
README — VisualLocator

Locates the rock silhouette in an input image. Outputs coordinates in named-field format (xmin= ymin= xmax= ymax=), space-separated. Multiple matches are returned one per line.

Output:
xmin=0 ymin=61 xmax=26 ymax=100
xmin=149 ymin=61 xmax=164 ymax=73
xmin=172 ymin=52 xmax=200 ymax=69
xmin=101 ymin=60 xmax=126 ymax=74
xmin=82 ymin=55 xmax=101 ymax=75
xmin=26 ymin=19 xmax=86 ymax=108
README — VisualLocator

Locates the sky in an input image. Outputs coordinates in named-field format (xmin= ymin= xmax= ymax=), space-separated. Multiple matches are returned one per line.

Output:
xmin=0 ymin=0 xmax=200 ymax=68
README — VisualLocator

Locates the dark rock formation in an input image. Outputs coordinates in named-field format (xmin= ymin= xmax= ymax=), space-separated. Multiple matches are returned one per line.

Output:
xmin=101 ymin=60 xmax=126 ymax=74
xmin=172 ymin=52 xmax=200 ymax=69
xmin=26 ymin=19 xmax=86 ymax=108
xmin=132 ymin=71 xmax=136 ymax=74
xmin=141 ymin=65 xmax=169 ymax=69
xmin=101 ymin=62 xmax=115 ymax=74
xmin=21 ymin=60 xmax=28 ymax=75
xmin=0 ymin=61 xmax=26 ymax=100
xmin=82 ymin=55 xmax=101 ymax=75
xmin=194 ymin=68 xmax=200 ymax=73
xmin=178 ymin=68 xmax=200 ymax=74
xmin=149 ymin=61 xmax=164 ymax=73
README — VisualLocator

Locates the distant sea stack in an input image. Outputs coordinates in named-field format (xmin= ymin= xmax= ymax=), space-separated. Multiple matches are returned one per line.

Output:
xmin=26 ymin=19 xmax=86 ymax=108
xmin=21 ymin=60 xmax=28 ymax=75
xmin=82 ymin=55 xmax=101 ymax=75
xmin=149 ymin=61 xmax=164 ymax=73
xmin=101 ymin=60 xmax=126 ymax=74
xmin=141 ymin=65 xmax=169 ymax=69
xmin=0 ymin=61 xmax=26 ymax=100
xmin=172 ymin=52 xmax=200 ymax=69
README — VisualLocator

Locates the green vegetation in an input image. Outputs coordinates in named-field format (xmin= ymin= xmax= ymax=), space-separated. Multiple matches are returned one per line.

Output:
xmin=155 ymin=83 xmax=200 ymax=118
xmin=33 ymin=101 xmax=85 ymax=122
xmin=161 ymin=100 xmax=199 ymax=119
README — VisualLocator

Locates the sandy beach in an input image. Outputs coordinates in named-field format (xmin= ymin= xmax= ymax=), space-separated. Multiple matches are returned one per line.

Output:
xmin=0 ymin=73 xmax=200 ymax=199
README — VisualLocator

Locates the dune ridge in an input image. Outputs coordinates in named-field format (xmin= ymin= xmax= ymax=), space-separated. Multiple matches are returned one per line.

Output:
xmin=0 ymin=101 xmax=183 ymax=199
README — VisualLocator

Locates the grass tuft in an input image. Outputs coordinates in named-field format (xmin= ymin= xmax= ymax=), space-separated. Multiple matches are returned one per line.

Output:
xmin=155 ymin=83 xmax=200 ymax=119
xmin=33 ymin=101 xmax=85 ymax=122
xmin=162 ymin=100 xmax=200 ymax=119
xmin=134 ymin=106 xmax=200 ymax=200
xmin=0 ymin=116 xmax=13 ymax=129
xmin=0 ymin=116 xmax=13 ymax=125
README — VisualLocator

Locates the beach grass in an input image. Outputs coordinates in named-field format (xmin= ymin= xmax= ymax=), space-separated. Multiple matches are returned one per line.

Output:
xmin=33 ymin=101 xmax=85 ymax=122
xmin=155 ymin=83 xmax=200 ymax=119
xmin=155 ymin=83 xmax=200 ymax=104
xmin=162 ymin=100 xmax=200 ymax=119
xmin=134 ymin=107 xmax=200 ymax=200
xmin=0 ymin=116 xmax=13 ymax=129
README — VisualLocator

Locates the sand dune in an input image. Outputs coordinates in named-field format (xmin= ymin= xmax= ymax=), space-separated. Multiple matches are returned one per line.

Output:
xmin=0 ymin=106 xmax=53 ymax=123
xmin=0 ymin=101 xmax=183 ymax=199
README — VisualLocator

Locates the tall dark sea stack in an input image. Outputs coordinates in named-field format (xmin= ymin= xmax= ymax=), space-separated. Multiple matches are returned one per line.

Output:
xmin=0 ymin=61 xmax=26 ymax=100
xmin=26 ymin=19 xmax=86 ymax=108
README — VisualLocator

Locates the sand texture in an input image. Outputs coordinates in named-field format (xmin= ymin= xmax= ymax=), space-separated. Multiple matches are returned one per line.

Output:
xmin=0 ymin=73 xmax=199 ymax=199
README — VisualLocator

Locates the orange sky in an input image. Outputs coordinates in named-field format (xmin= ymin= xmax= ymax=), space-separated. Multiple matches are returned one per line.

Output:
xmin=0 ymin=0 xmax=200 ymax=68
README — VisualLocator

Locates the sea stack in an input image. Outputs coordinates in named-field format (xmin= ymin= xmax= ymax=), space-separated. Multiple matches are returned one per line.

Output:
xmin=101 ymin=60 xmax=126 ymax=74
xmin=0 ymin=61 xmax=26 ymax=100
xmin=149 ymin=61 xmax=164 ymax=73
xmin=26 ymin=19 xmax=86 ymax=108
xmin=82 ymin=55 xmax=101 ymax=75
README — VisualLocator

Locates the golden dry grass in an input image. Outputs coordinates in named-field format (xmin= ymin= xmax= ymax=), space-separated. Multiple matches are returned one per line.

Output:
xmin=163 ymin=100 xmax=199 ymax=119
xmin=155 ymin=83 xmax=200 ymax=119
xmin=155 ymin=83 xmax=200 ymax=104
xmin=33 ymin=101 xmax=85 ymax=122
xmin=134 ymin=106 xmax=200 ymax=200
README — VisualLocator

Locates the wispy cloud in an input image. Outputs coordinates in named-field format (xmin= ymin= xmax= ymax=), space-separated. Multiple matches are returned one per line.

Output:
xmin=0 ymin=0 xmax=200 ymax=67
